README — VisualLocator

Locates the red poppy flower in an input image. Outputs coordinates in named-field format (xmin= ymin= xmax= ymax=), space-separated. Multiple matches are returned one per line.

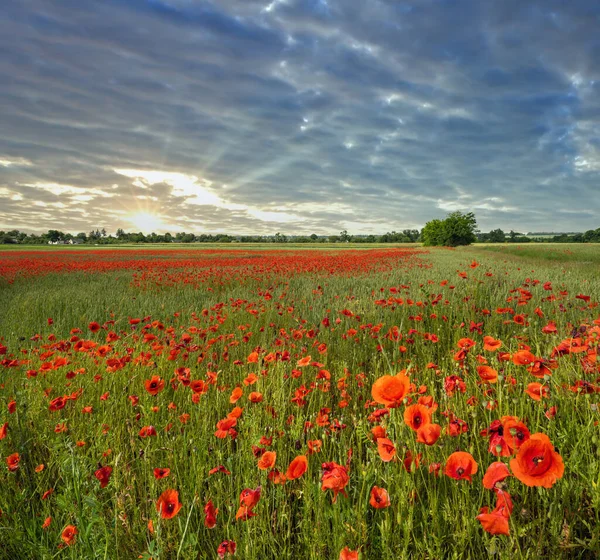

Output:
xmin=512 ymin=350 xmax=536 ymax=366
xmin=156 ymin=489 xmax=182 ymax=519
xmin=321 ymin=462 xmax=350 ymax=502
xmin=94 ymin=465 xmax=112 ymax=488
xmin=509 ymin=433 xmax=564 ymax=488
xmin=6 ymin=452 xmax=19 ymax=472
xmin=502 ymin=417 xmax=530 ymax=451
xmin=404 ymin=404 xmax=431 ymax=431
xmin=369 ymin=486 xmax=391 ymax=509
xmin=297 ymin=355 xmax=311 ymax=367
xmin=61 ymin=525 xmax=78 ymax=546
xmin=217 ymin=540 xmax=236 ymax=559
xmin=258 ymin=451 xmax=276 ymax=471
xmin=525 ymin=382 xmax=550 ymax=401
xmin=371 ymin=372 xmax=410 ymax=407
xmin=339 ymin=547 xmax=359 ymax=560
xmin=154 ymin=468 xmax=171 ymax=479
xmin=444 ymin=451 xmax=478 ymax=482
xmin=457 ymin=338 xmax=476 ymax=349
xmin=416 ymin=423 xmax=441 ymax=446
xmin=376 ymin=438 xmax=396 ymax=462
xmin=482 ymin=462 xmax=511 ymax=489
xmin=236 ymin=487 xmax=261 ymax=520
xmin=49 ymin=396 xmax=68 ymax=412
xmin=139 ymin=425 xmax=157 ymax=438
xmin=248 ymin=391 xmax=263 ymax=403
xmin=229 ymin=387 xmax=243 ymax=403
xmin=476 ymin=507 xmax=509 ymax=536
xmin=477 ymin=365 xmax=498 ymax=383
xmin=239 ymin=486 xmax=261 ymax=508
xmin=144 ymin=375 xmax=164 ymax=396
xmin=483 ymin=336 xmax=502 ymax=352
xmin=204 ymin=500 xmax=218 ymax=529
xmin=286 ymin=455 xmax=308 ymax=480
xmin=190 ymin=379 xmax=208 ymax=395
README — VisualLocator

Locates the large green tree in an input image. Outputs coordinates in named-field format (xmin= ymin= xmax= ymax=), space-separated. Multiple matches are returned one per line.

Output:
xmin=421 ymin=211 xmax=478 ymax=247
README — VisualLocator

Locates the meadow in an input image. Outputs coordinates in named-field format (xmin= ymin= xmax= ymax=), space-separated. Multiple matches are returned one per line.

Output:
xmin=1 ymin=243 xmax=599 ymax=559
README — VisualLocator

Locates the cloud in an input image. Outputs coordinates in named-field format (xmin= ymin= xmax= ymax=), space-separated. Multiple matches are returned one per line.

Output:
xmin=0 ymin=0 xmax=599 ymax=234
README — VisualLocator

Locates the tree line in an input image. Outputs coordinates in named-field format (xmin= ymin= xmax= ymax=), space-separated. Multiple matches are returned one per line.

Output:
xmin=0 ymin=228 xmax=421 ymax=245
xmin=2 ymin=215 xmax=600 ymax=246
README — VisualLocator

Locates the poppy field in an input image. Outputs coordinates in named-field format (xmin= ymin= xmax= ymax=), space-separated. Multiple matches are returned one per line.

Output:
xmin=1 ymin=244 xmax=599 ymax=559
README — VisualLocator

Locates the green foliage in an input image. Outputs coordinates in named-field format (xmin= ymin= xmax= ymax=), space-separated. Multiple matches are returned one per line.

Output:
xmin=478 ymin=229 xmax=506 ymax=243
xmin=421 ymin=212 xmax=478 ymax=247
xmin=0 ymin=245 xmax=600 ymax=558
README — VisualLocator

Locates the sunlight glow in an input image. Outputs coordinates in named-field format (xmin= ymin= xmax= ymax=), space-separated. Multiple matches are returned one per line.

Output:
xmin=127 ymin=212 xmax=165 ymax=233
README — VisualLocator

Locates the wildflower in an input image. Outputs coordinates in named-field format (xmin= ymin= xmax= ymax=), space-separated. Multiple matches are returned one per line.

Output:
xmin=144 ymin=375 xmax=164 ymax=396
xmin=404 ymin=404 xmax=431 ymax=431
xmin=509 ymin=433 xmax=564 ymax=488
xmin=369 ymin=486 xmax=391 ymax=509
xmin=94 ymin=466 xmax=112 ymax=488
xmin=156 ymin=489 xmax=182 ymax=519
xmin=153 ymin=468 xmax=170 ymax=479
xmin=482 ymin=462 xmax=511 ymax=489
xmin=236 ymin=487 xmax=261 ymax=520
xmin=286 ymin=455 xmax=308 ymax=480
xmin=376 ymin=438 xmax=396 ymax=462
xmin=339 ymin=547 xmax=359 ymax=560
xmin=204 ymin=500 xmax=218 ymax=529
xmin=217 ymin=540 xmax=236 ymax=558
xmin=6 ymin=452 xmax=19 ymax=472
xmin=477 ymin=365 xmax=498 ymax=383
xmin=258 ymin=451 xmax=276 ymax=471
xmin=61 ymin=525 xmax=78 ymax=546
xmin=371 ymin=372 xmax=410 ymax=407
xmin=416 ymin=423 xmax=441 ymax=446
xmin=321 ymin=462 xmax=350 ymax=502
xmin=444 ymin=451 xmax=478 ymax=482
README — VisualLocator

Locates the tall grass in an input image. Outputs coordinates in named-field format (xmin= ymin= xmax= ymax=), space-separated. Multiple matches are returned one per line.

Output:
xmin=0 ymin=246 xmax=599 ymax=559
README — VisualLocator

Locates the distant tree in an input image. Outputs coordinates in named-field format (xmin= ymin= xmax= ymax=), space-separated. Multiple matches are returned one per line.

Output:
xmin=443 ymin=212 xmax=478 ymax=246
xmin=421 ymin=212 xmax=478 ymax=247
xmin=402 ymin=229 xmax=420 ymax=242
xmin=339 ymin=230 xmax=351 ymax=242
xmin=488 ymin=228 xmax=506 ymax=243
xmin=310 ymin=233 xmax=318 ymax=241
xmin=0 ymin=231 xmax=16 ymax=244
xmin=46 ymin=230 xmax=64 ymax=243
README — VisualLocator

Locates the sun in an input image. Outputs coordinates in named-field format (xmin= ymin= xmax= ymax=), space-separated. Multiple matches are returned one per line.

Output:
xmin=127 ymin=212 xmax=165 ymax=233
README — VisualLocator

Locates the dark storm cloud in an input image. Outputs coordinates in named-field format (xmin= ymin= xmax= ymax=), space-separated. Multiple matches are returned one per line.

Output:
xmin=0 ymin=0 xmax=599 ymax=235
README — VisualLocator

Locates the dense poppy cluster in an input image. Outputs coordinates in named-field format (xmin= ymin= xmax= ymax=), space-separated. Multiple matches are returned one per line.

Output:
xmin=0 ymin=248 xmax=425 ymax=284
xmin=0 ymin=247 xmax=598 ymax=558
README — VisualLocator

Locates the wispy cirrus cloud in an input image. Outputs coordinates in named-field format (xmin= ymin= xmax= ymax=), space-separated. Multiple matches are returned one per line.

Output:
xmin=0 ymin=0 xmax=599 ymax=234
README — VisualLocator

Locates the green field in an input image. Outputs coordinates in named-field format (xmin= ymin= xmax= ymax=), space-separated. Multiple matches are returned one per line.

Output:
xmin=0 ymin=244 xmax=599 ymax=559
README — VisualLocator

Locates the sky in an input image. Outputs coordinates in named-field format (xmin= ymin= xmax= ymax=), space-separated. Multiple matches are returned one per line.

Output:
xmin=1 ymin=0 xmax=599 ymax=236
